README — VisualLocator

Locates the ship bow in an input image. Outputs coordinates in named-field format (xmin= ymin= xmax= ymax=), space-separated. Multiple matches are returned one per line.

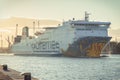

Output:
xmin=63 ymin=37 xmax=111 ymax=57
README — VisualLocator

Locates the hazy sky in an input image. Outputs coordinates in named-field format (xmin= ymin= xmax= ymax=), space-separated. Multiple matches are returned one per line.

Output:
xmin=0 ymin=0 xmax=120 ymax=47
xmin=0 ymin=0 xmax=120 ymax=29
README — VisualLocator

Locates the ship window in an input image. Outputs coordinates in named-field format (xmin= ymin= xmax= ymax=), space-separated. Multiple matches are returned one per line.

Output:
xmin=74 ymin=24 xmax=85 ymax=26
xmin=99 ymin=24 xmax=106 ymax=27
xmin=76 ymin=28 xmax=91 ymax=30
xmin=74 ymin=24 xmax=100 ymax=27
xmin=85 ymin=24 xmax=98 ymax=27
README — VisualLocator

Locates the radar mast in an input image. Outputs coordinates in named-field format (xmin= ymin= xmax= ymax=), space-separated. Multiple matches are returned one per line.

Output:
xmin=85 ymin=11 xmax=90 ymax=21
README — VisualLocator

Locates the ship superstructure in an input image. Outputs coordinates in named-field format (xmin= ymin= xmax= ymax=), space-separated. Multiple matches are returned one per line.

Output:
xmin=11 ymin=12 xmax=111 ymax=57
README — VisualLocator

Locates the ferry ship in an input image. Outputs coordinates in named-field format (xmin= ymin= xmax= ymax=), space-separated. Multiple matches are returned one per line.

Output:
xmin=11 ymin=12 xmax=111 ymax=57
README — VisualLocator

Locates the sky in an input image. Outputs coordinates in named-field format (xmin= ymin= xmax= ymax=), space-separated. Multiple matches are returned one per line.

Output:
xmin=0 ymin=0 xmax=120 ymax=47
xmin=0 ymin=0 xmax=120 ymax=29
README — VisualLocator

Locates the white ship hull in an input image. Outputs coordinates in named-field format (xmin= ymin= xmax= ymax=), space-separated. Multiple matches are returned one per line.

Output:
xmin=11 ymin=12 xmax=111 ymax=57
xmin=12 ymin=36 xmax=111 ymax=57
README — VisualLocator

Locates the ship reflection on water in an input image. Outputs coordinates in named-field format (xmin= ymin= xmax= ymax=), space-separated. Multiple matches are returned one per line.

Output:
xmin=0 ymin=54 xmax=120 ymax=80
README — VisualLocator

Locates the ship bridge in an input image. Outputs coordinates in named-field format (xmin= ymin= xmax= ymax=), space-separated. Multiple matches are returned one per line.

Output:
xmin=70 ymin=21 xmax=111 ymax=29
xmin=62 ymin=11 xmax=111 ymax=30
xmin=67 ymin=12 xmax=111 ymax=38
xmin=70 ymin=21 xmax=111 ymax=26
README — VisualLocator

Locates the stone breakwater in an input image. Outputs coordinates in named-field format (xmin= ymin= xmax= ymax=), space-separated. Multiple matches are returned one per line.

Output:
xmin=0 ymin=65 xmax=38 ymax=80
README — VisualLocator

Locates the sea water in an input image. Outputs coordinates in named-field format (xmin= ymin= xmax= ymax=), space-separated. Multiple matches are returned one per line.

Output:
xmin=0 ymin=54 xmax=120 ymax=80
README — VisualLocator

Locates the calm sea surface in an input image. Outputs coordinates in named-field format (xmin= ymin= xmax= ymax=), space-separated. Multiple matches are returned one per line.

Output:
xmin=0 ymin=54 xmax=120 ymax=80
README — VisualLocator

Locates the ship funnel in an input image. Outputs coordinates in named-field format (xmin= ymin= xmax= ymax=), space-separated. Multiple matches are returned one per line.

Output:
xmin=22 ymin=26 xmax=29 ymax=39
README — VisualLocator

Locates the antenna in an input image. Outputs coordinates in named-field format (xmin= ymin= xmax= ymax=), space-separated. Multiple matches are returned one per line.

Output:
xmin=38 ymin=20 xmax=40 ymax=29
xmin=16 ymin=24 xmax=18 ymax=36
xmin=85 ymin=11 xmax=90 ymax=21
xmin=33 ymin=21 xmax=35 ymax=35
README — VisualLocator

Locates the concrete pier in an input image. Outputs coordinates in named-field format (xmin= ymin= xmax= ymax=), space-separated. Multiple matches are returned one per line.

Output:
xmin=0 ymin=65 xmax=38 ymax=80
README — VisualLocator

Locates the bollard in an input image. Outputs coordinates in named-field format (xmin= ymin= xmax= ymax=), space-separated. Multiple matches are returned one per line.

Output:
xmin=23 ymin=73 xmax=31 ymax=80
xmin=2 ymin=64 xmax=8 ymax=71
